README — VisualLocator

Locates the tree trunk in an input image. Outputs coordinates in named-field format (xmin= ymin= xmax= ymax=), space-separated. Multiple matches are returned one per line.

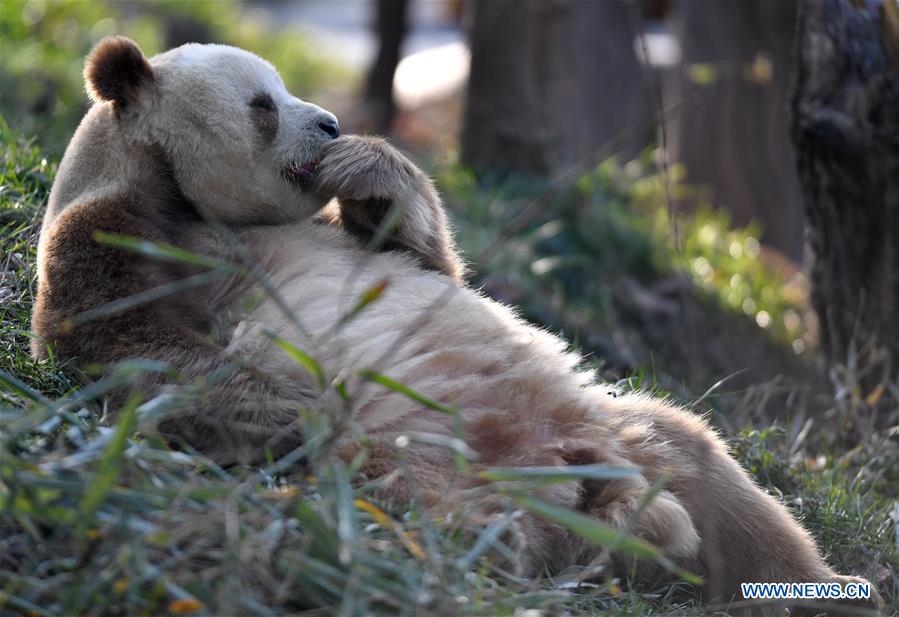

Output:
xmin=790 ymin=0 xmax=899 ymax=366
xmin=664 ymin=0 xmax=804 ymax=261
xmin=365 ymin=0 xmax=410 ymax=133
xmin=461 ymin=0 xmax=649 ymax=175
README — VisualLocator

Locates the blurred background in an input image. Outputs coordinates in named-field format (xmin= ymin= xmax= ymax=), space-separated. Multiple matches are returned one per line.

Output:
xmin=0 ymin=0 xmax=804 ymax=249
xmin=1 ymin=0 xmax=895 ymax=434
xmin=1 ymin=0 xmax=805 ymax=261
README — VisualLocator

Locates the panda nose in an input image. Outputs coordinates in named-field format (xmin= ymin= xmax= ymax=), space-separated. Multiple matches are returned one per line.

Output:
xmin=318 ymin=117 xmax=340 ymax=139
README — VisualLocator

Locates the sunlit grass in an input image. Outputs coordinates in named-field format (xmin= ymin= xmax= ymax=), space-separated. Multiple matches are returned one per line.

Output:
xmin=438 ymin=150 xmax=816 ymax=394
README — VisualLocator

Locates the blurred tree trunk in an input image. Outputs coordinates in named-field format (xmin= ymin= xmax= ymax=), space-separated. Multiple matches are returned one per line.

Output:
xmin=664 ymin=0 xmax=804 ymax=261
xmin=366 ymin=0 xmax=410 ymax=132
xmin=163 ymin=15 xmax=213 ymax=48
xmin=461 ymin=0 xmax=649 ymax=174
xmin=790 ymin=0 xmax=899 ymax=366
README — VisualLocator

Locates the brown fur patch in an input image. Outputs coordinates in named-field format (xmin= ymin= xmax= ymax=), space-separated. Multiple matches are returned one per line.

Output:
xmin=249 ymin=93 xmax=279 ymax=142
xmin=31 ymin=194 xmax=212 ymax=365
xmin=84 ymin=36 xmax=155 ymax=107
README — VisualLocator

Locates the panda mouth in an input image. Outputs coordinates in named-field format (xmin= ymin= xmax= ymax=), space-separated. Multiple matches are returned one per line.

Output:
xmin=284 ymin=159 xmax=319 ymax=189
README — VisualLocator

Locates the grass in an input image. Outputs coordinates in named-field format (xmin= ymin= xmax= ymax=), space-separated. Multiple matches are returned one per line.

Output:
xmin=1 ymin=120 xmax=897 ymax=616
xmin=437 ymin=152 xmax=817 ymax=393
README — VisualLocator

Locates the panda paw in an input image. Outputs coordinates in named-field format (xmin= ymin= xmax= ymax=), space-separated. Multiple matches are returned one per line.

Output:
xmin=312 ymin=134 xmax=465 ymax=282
xmin=312 ymin=135 xmax=421 ymax=202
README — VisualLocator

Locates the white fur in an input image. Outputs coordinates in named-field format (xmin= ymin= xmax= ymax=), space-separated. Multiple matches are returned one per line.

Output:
xmin=227 ymin=221 xmax=593 ymax=436
xmin=46 ymin=44 xmax=335 ymax=230
xmin=150 ymin=44 xmax=335 ymax=224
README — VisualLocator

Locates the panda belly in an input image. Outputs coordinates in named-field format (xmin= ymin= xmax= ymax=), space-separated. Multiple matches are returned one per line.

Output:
xmin=224 ymin=221 xmax=593 ymax=436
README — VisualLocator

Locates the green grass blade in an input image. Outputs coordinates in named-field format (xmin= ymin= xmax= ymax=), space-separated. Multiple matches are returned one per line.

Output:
xmin=349 ymin=279 xmax=388 ymax=316
xmin=479 ymin=464 xmax=639 ymax=483
xmin=359 ymin=370 xmax=458 ymax=415
xmin=333 ymin=462 xmax=356 ymax=566
xmin=514 ymin=493 xmax=703 ymax=585
xmin=93 ymin=231 xmax=244 ymax=272
xmin=401 ymin=431 xmax=479 ymax=461
xmin=77 ymin=392 xmax=141 ymax=540
xmin=264 ymin=330 xmax=327 ymax=390
xmin=332 ymin=279 xmax=390 ymax=331
xmin=65 ymin=270 xmax=228 ymax=327
xmin=0 ymin=369 xmax=51 ymax=406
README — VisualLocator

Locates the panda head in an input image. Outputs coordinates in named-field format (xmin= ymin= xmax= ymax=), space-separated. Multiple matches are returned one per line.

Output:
xmin=84 ymin=36 xmax=339 ymax=224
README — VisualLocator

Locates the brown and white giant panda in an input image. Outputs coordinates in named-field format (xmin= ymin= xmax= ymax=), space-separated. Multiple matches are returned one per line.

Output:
xmin=31 ymin=37 xmax=880 ymax=614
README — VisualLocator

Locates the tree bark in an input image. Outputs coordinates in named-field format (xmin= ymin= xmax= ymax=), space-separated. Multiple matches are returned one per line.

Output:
xmin=461 ymin=0 xmax=649 ymax=175
xmin=664 ymin=0 xmax=804 ymax=261
xmin=790 ymin=0 xmax=899 ymax=366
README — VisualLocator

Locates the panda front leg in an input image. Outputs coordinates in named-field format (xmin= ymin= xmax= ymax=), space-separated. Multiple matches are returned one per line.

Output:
xmin=312 ymin=135 xmax=465 ymax=282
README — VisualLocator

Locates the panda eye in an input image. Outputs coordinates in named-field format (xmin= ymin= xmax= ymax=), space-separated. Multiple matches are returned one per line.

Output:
xmin=249 ymin=93 xmax=276 ymax=112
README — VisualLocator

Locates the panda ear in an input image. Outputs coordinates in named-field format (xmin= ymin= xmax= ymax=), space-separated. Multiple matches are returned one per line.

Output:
xmin=84 ymin=36 xmax=155 ymax=107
